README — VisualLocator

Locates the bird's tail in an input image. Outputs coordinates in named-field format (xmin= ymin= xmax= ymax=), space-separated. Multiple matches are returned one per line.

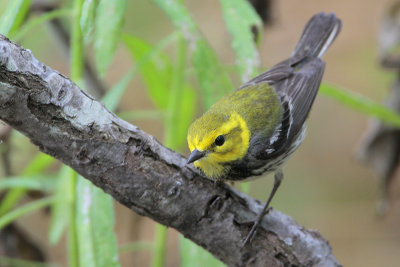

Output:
xmin=292 ymin=12 xmax=341 ymax=59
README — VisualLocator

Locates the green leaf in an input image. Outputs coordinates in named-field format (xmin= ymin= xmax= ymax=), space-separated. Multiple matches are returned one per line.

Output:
xmin=11 ymin=8 xmax=72 ymax=42
xmin=0 ymin=0 xmax=31 ymax=36
xmin=321 ymin=83 xmax=400 ymax=128
xmin=102 ymin=68 xmax=135 ymax=112
xmin=0 ymin=197 xmax=55 ymax=230
xmin=193 ymin=40 xmax=233 ymax=108
xmin=71 ymin=0 xmax=84 ymax=86
xmin=163 ymin=35 xmax=196 ymax=150
xmin=171 ymin=84 xmax=195 ymax=148
xmin=239 ymin=182 xmax=251 ymax=194
xmin=0 ymin=175 xmax=56 ymax=192
xmin=67 ymin=170 xmax=79 ymax=267
xmin=124 ymin=33 xmax=195 ymax=150
xmin=81 ymin=0 xmax=98 ymax=42
xmin=122 ymin=34 xmax=174 ymax=110
xmin=219 ymin=0 xmax=261 ymax=82
xmin=152 ymin=224 xmax=167 ymax=267
xmin=94 ymin=0 xmax=127 ymax=76
xmin=180 ymin=236 xmax=223 ymax=267
xmin=0 ymin=152 xmax=55 ymax=215
xmin=76 ymin=177 xmax=120 ymax=267
xmin=48 ymin=166 xmax=74 ymax=245
xmin=153 ymin=0 xmax=234 ymax=109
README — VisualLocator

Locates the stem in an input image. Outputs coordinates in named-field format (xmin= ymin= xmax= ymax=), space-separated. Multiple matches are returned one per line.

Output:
xmin=152 ymin=34 xmax=187 ymax=267
xmin=321 ymin=83 xmax=400 ymax=128
xmin=68 ymin=1 xmax=83 ymax=266
xmin=70 ymin=0 xmax=84 ymax=86
xmin=67 ymin=170 xmax=79 ymax=267
xmin=152 ymin=224 xmax=168 ymax=267
xmin=164 ymin=34 xmax=187 ymax=148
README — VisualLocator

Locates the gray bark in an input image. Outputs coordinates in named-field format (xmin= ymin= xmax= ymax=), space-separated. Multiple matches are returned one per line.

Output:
xmin=0 ymin=35 xmax=340 ymax=267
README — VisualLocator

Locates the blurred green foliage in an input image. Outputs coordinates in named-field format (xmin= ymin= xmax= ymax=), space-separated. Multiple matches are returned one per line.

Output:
xmin=0 ymin=0 xmax=400 ymax=267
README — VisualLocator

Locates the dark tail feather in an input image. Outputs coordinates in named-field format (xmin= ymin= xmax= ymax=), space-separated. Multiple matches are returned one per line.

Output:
xmin=292 ymin=12 xmax=341 ymax=59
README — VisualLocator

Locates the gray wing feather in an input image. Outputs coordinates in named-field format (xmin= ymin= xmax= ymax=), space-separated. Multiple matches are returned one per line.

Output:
xmin=240 ymin=57 xmax=325 ymax=152
xmin=275 ymin=58 xmax=325 ymax=142
xmin=239 ymin=12 xmax=337 ymax=158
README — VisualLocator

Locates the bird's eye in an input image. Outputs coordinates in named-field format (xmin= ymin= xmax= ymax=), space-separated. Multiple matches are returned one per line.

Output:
xmin=215 ymin=135 xmax=225 ymax=146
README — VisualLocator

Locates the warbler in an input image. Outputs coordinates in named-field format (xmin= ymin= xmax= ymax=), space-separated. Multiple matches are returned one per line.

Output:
xmin=186 ymin=12 xmax=341 ymax=245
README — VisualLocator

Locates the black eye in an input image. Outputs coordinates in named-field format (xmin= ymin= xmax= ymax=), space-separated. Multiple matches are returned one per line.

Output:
xmin=215 ymin=135 xmax=225 ymax=146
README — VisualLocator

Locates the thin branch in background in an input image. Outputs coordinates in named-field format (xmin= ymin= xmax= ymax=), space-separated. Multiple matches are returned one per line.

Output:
xmin=358 ymin=0 xmax=400 ymax=215
xmin=248 ymin=0 xmax=275 ymax=25
xmin=0 ymin=224 xmax=45 ymax=263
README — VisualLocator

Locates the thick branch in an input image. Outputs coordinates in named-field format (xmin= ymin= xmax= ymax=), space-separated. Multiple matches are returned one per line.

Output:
xmin=0 ymin=35 xmax=340 ymax=267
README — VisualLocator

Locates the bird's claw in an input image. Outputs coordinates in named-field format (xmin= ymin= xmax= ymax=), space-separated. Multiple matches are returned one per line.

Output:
xmin=241 ymin=207 xmax=273 ymax=247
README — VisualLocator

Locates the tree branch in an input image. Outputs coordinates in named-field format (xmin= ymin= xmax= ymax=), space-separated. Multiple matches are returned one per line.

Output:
xmin=0 ymin=35 xmax=340 ymax=267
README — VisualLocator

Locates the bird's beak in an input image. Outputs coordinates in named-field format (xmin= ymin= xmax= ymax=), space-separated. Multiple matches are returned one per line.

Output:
xmin=186 ymin=149 xmax=206 ymax=164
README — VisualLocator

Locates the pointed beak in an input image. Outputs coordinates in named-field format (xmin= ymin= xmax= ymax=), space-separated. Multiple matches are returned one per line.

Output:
xmin=186 ymin=149 xmax=206 ymax=164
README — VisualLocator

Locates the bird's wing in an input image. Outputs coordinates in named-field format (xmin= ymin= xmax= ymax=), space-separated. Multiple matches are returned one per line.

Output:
xmin=238 ymin=58 xmax=294 ymax=88
xmin=274 ymin=58 xmax=325 ymax=143
xmin=241 ymin=57 xmax=325 ymax=156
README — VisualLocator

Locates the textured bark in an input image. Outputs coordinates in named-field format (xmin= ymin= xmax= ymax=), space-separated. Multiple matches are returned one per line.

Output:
xmin=0 ymin=35 xmax=340 ymax=267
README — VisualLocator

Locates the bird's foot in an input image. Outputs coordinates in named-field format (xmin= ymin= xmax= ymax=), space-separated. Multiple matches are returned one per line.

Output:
xmin=241 ymin=207 xmax=272 ymax=247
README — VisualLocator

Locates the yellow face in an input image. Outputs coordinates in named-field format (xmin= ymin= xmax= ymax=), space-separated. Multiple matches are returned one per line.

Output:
xmin=187 ymin=111 xmax=250 ymax=179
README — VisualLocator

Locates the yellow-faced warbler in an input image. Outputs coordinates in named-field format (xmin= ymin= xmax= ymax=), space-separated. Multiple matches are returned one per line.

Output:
xmin=187 ymin=12 xmax=341 ymax=245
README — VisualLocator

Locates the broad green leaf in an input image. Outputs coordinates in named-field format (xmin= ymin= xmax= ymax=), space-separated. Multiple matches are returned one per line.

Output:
xmin=49 ymin=166 xmax=74 ymax=245
xmin=0 ymin=175 xmax=56 ymax=192
xmin=0 ymin=0 xmax=31 ymax=36
xmin=76 ymin=177 xmax=120 ymax=267
xmin=122 ymin=34 xmax=173 ymax=110
xmin=81 ymin=0 xmax=98 ymax=42
xmin=153 ymin=0 xmax=233 ymax=109
xmin=321 ymin=83 xmax=400 ymax=128
xmin=11 ymin=8 xmax=72 ymax=42
xmin=0 ymin=153 xmax=55 ymax=215
xmin=180 ymin=236 xmax=223 ymax=267
xmin=0 ymin=197 xmax=55 ymax=230
xmin=102 ymin=68 xmax=135 ymax=112
xmin=219 ymin=0 xmax=261 ymax=82
xmin=94 ymin=0 xmax=127 ymax=76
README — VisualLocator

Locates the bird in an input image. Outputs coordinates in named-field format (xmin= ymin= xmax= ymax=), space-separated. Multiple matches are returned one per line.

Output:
xmin=186 ymin=12 xmax=341 ymax=245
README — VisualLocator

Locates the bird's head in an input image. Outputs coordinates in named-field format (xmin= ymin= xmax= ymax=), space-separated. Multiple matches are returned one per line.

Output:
xmin=186 ymin=110 xmax=250 ymax=179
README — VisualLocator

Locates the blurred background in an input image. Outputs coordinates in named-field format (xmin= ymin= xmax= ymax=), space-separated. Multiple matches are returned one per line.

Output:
xmin=1 ymin=0 xmax=400 ymax=266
